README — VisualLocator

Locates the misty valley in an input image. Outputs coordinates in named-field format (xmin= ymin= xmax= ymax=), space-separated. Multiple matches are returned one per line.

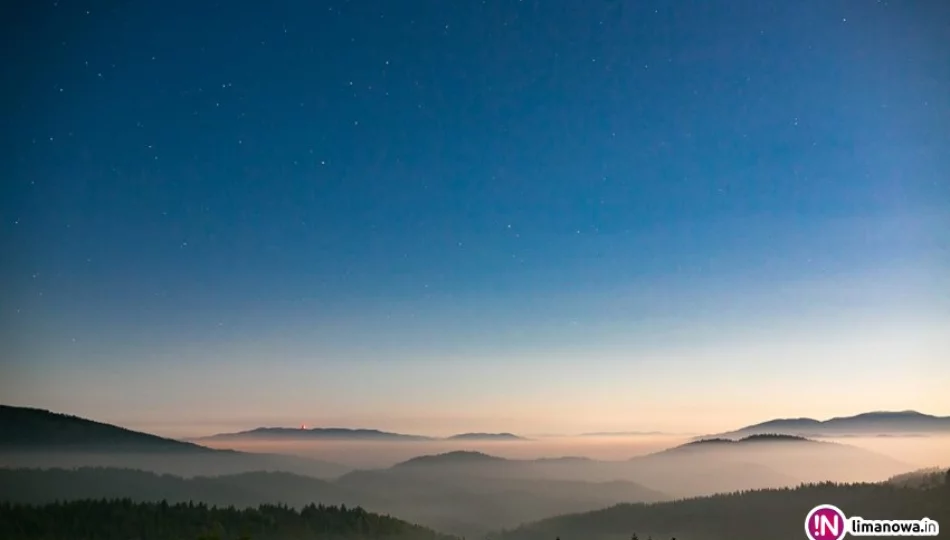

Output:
xmin=1 ymin=405 xmax=949 ymax=540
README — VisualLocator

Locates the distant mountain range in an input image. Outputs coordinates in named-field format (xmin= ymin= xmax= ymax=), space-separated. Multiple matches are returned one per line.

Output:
xmin=1 ymin=403 xmax=925 ymax=538
xmin=348 ymin=440 xmax=907 ymax=515
xmin=194 ymin=427 xmax=529 ymax=442
xmin=197 ymin=410 xmax=950 ymax=442
xmin=198 ymin=427 xmax=436 ymax=442
xmin=7 ymin=403 xmax=942 ymax=449
xmin=658 ymin=433 xmax=818 ymax=453
xmin=706 ymin=410 xmax=950 ymax=439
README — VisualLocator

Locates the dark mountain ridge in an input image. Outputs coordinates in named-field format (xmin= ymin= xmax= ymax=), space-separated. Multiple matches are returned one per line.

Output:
xmin=0 ymin=405 xmax=349 ymax=479
xmin=0 ymin=405 xmax=214 ymax=452
xmin=393 ymin=450 xmax=508 ymax=467
xmin=203 ymin=426 xmax=435 ymax=441
xmin=656 ymin=433 xmax=816 ymax=454
xmin=495 ymin=480 xmax=950 ymax=540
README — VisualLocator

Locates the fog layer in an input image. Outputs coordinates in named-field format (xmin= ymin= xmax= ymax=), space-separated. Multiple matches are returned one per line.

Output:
xmin=196 ymin=434 xmax=688 ymax=468
xmin=197 ymin=433 xmax=950 ymax=470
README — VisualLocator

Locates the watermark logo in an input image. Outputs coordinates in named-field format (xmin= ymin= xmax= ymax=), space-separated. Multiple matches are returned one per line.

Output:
xmin=805 ymin=504 xmax=940 ymax=539
xmin=806 ymin=504 xmax=848 ymax=540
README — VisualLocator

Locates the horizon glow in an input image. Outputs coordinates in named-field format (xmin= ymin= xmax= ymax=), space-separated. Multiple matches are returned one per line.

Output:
xmin=2 ymin=2 xmax=948 ymax=439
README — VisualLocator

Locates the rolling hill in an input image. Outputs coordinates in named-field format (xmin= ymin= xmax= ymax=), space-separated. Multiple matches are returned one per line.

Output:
xmin=0 ymin=405 xmax=350 ymax=479
xmin=709 ymin=410 xmax=950 ymax=439
xmin=336 ymin=451 xmax=667 ymax=537
xmin=445 ymin=432 xmax=528 ymax=441
xmin=492 ymin=480 xmax=950 ymax=540
xmin=628 ymin=433 xmax=911 ymax=491
xmin=514 ymin=434 xmax=912 ymax=498
xmin=393 ymin=450 xmax=510 ymax=468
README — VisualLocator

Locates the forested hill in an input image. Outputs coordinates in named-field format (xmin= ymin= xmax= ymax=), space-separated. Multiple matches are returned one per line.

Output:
xmin=492 ymin=481 xmax=950 ymax=540
xmin=0 ymin=499 xmax=459 ymax=540
xmin=0 ymin=406 xmax=349 ymax=479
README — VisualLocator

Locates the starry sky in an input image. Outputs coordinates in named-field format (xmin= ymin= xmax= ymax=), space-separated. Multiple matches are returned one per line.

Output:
xmin=2 ymin=1 xmax=949 ymax=438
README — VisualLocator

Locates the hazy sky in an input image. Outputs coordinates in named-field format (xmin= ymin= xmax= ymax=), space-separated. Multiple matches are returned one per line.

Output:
xmin=3 ymin=1 xmax=948 ymax=439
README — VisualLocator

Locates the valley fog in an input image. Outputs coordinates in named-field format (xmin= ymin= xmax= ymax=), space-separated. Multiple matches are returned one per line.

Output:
xmin=821 ymin=434 xmax=950 ymax=469
xmin=196 ymin=435 xmax=689 ymax=467
xmin=5 ymin=402 xmax=949 ymax=540
xmin=194 ymin=433 xmax=950 ymax=472
xmin=5 ymin=434 xmax=936 ymax=538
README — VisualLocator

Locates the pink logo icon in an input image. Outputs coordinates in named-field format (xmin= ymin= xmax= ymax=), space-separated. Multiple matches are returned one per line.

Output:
xmin=805 ymin=504 xmax=848 ymax=540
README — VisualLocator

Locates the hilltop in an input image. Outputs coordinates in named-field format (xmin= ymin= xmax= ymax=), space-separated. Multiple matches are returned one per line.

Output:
xmin=655 ymin=434 xmax=816 ymax=454
xmin=195 ymin=427 xmax=528 ymax=442
xmin=393 ymin=450 xmax=509 ymax=467
xmin=445 ymin=432 xmax=527 ymax=441
xmin=708 ymin=410 xmax=950 ymax=439
xmin=617 ymin=433 xmax=910 ymax=497
xmin=199 ymin=427 xmax=434 ymax=442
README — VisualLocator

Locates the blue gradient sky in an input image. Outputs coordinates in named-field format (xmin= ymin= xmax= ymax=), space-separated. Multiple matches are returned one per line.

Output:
xmin=2 ymin=1 xmax=948 ymax=438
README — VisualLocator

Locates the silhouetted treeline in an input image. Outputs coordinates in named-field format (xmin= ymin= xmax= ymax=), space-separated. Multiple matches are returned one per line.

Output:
xmin=492 ymin=481 xmax=950 ymax=540
xmin=0 ymin=499 xmax=457 ymax=540
xmin=0 ymin=405 xmax=209 ymax=452
xmin=0 ymin=466 xmax=662 ymax=539
xmin=887 ymin=467 xmax=949 ymax=489
xmin=0 ymin=467 xmax=365 ymax=509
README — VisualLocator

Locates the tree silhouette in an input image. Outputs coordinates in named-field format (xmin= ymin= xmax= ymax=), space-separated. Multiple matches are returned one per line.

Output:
xmin=498 ymin=481 xmax=950 ymax=540
xmin=0 ymin=499 xmax=455 ymax=540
